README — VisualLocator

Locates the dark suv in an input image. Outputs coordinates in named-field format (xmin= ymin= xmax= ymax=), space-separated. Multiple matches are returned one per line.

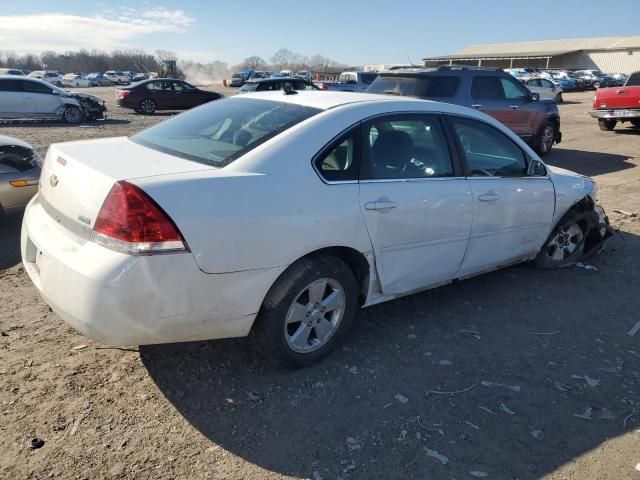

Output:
xmin=367 ymin=66 xmax=561 ymax=155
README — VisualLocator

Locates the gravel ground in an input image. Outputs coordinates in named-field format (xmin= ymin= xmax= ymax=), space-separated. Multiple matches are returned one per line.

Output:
xmin=1 ymin=89 xmax=639 ymax=480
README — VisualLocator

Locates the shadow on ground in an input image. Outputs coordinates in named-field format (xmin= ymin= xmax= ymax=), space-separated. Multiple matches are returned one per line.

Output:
xmin=0 ymin=214 xmax=22 ymax=270
xmin=141 ymin=232 xmax=640 ymax=479
xmin=546 ymin=148 xmax=636 ymax=176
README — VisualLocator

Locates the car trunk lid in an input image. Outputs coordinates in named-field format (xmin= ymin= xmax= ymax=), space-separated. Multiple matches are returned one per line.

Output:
xmin=39 ymin=137 xmax=214 ymax=239
xmin=594 ymin=85 xmax=640 ymax=109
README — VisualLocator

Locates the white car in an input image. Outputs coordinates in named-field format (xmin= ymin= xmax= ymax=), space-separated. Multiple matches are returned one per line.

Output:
xmin=28 ymin=70 xmax=62 ymax=86
xmin=104 ymin=70 xmax=130 ymax=85
xmin=525 ymin=77 xmax=564 ymax=102
xmin=21 ymin=92 xmax=609 ymax=368
xmin=61 ymin=74 xmax=92 ymax=88
xmin=0 ymin=76 xmax=107 ymax=123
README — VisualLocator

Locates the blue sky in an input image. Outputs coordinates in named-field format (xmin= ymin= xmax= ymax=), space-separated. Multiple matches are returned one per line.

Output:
xmin=1 ymin=0 xmax=638 ymax=66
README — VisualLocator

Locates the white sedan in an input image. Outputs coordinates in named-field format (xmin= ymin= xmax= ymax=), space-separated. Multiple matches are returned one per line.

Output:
xmin=525 ymin=77 xmax=564 ymax=102
xmin=21 ymin=92 xmax=609 ymax=368
xmin=61 ymin=74 xmax=92 ymax=88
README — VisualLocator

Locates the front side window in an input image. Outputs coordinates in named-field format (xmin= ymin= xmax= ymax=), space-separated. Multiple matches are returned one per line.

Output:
xmin=363 ymin=115 xmax=454 ymax=180
xmin=472 ymin=76 xmax=528 ymax=100
xmin=146 ymin=81 xmax=172 ymax=91
xmin=21 ymin=80 xmax=53 ymax=94
xmin=172 ymin=81 xmax=196 ymax=92
xmin=132 ymin=97 xmax=321 ymax=168
xmin=314 ymin=129 xmax=359 ymax=182
xmin=540 ymin=79 xmax=554 ymax=89
xmin=450 ymin=116 xmax=527 ymax=177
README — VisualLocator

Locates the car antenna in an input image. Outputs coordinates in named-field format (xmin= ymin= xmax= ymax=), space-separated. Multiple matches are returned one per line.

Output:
xmin=407 ymin=55 xmax=416 ymax=67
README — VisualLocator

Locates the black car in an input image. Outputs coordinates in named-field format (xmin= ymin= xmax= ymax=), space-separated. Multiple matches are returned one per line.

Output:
xmin=116 ymin=78 xmax=223 ymax=114
xmin=239 ymin=78 xmax=320 ymax=93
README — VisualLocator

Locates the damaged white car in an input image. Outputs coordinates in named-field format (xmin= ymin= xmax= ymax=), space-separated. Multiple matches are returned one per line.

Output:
xmin=21 ymin=92 xmax=610 ymax=368
xmin=0 ymin=76 xmax=106 ymax=123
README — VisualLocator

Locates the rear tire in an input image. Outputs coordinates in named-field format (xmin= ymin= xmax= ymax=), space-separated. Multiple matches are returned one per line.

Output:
xmin=598 ymin=119 xmax=616 ymax=131
xmin=534 ymin=121 xmax=555 ymax=156
xmin=137 ymin=98 xmax=156 ymax=114
xmin=62 ymin=106 xmax=83 ymax=124
xmin=250 ymin=254 xmax=359 ymax=369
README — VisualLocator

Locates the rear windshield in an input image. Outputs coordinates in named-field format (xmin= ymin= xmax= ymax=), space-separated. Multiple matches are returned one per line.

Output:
xmin=368 ymin=75 xmax=460 ymax=98
xmin=131 ymin=97 xmax=321 ymax=168
xmin=626 ymin=73 xmax=640 ymax=86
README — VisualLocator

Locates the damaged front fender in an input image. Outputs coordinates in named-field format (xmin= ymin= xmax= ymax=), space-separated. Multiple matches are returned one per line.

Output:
xmin=60 ymin=92 xmax=107 ymax=120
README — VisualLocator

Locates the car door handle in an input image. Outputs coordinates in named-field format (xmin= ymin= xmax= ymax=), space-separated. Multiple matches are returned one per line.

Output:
xmin=509 ymin=105 xmax=520 ymax=109
xmin=478 ymin=192 xmax=500 ymax=203
xmin=365 ymin=200 xmax=398 ymax=211
xmin=471 ymin=104 xmax=483 ymax=109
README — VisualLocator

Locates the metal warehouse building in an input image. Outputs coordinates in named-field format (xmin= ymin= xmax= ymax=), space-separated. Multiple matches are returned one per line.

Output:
xmin=423 ymin=35 xmax=640 ymax=74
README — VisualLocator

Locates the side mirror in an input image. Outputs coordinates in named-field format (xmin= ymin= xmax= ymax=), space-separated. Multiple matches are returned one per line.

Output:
xmin=530 ymin=92 xmax=540 ymax=102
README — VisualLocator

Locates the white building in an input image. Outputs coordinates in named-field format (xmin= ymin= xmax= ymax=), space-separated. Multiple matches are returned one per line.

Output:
xmin=423 ymin=35 xmax=640 ymax=74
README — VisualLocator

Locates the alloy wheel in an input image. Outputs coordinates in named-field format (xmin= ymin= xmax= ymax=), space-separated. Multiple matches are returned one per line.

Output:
xmin=140 ymin=99 xmax=155 ymax=114
xmin=284 ymin=278 xmax=346 ymax=354
xmin=63 ymin=107 xmax=82 ymax=124
xmin=540 ymin=125 xmax=554 ymax=153
xmin=544 ymin=223 xmax=584 ymax=261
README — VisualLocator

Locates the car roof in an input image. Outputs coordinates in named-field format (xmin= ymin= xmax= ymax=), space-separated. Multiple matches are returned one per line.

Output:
xmin=236 ymin=90 xmax=444 ymax=111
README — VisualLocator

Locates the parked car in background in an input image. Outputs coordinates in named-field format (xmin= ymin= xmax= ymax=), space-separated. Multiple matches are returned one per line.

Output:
xmin=61 ymin=74 xmax=92 ymax=88
xmin=524 ymin=77 xmax=564 ymax=102
xmin=368 ymin=66 xmax=562 ymax=155
xmin=280 ymin=70 xmax=293 ymax=77
xmin=239 ymin=78 xmax=320 ymax=93
xmin=542 ymin=72 xmax=578 ymax=91
xmin=574 ymin=70 xmax=616 ymax=89
xmin=104 ymin=70 xmax=130 ymax=85
xmin=0 ymin=135 xmax=41 ymax=216
xmin=296 ymin=70 xmax=312 ymax=82
xmin=116 ymin=78 xmax=223 ymax=114
xmin=20 ymin=91 xmax=609 ymax=368
xmin=229 ymin=72 xmax=245 ymax=87
xmin=28 ymin=71 xmax=63 ymax=86
xmin=591 ymin=71 xmax=640 ymax=131
xmin=609 ymin=73 xmax=628 ymax=86
xmin=321 ymin=71 xmax=379 ymax=92
xmin=0 ymin=77 xmax=106 ymax=123
xmin=132 ymin=73 xmax=150 ymax=82
xmin=85 ymin=73 xmax=112 ymax=86
xmin=0 ymin=68 xmax=25 ymax=76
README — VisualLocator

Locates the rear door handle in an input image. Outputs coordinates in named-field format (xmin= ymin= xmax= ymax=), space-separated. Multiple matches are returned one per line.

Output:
xmin=478 ymin=192 xmax=500 ymax=203
xmin=471 ymin=104 xmax=483 ymax=109
xmin=509 ymin=105 xmax=520 ymax=109
xmin=365 ymin=200 xmax=398 ymax=211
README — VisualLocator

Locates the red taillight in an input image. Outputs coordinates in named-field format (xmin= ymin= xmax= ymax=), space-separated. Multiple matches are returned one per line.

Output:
xmin=115 ymin=89 xmax=130 ymax=99
xmin=92 ymin=181 xmax=186 ymax=255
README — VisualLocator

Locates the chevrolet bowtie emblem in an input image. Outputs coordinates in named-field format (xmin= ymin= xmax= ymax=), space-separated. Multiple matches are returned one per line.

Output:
xmin=49 ymin=174 xmax=59 ymax=187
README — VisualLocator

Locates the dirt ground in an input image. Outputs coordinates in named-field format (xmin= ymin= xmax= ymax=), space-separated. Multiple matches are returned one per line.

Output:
xmin=1 ymin=88 xmax=639 ymax=480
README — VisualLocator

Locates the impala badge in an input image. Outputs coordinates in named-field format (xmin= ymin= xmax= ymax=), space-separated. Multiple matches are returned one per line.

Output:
xmin=49 ymin=174 xmax=59 ymax=187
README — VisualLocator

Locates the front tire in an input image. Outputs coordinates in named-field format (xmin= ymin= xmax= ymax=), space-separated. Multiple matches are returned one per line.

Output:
xmin=534 ymin=121 xmax=555 ymax=156
xmin=593 ymin=81 xmax=601 ymax=89
xmin=535 ymin=212 xmax=588 ymax=269
xmin=251 ymin=254 xmax=359 ymax=369
xmin=137 ymin=98 xmax=156 ymax=114
xmin=62 ymin=106 xmax=83 ymax=124
xmin=598 ymin=119 xmax=616 ymax=131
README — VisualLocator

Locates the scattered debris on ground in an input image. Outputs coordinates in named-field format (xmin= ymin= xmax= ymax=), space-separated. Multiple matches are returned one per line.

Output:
xmin=424 ymin=447 xmax=449 ymax=465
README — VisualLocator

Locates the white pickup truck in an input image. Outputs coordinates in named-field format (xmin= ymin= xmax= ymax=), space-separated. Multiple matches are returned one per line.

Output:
xmin=320 ymin=71 xmax=378 ymax=92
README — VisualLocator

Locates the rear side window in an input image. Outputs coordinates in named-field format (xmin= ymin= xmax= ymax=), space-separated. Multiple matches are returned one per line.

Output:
xmin=360 ymin=73 xmax=378 ymax=85
xmin=450 ymin=116 xmax=527 ymax=177
xmin=132 ymin=97 xmax=321 ymax=168
xmin=363 ymin=114 xmax=454 ymax=180
xmin=367 ymin=75 xmax=460 ymax=98
xmin=0 ymin=79 xmax=22 ymax=92
xmin=627 ymin=73 xmax=640 ymax=86
xmin=146 ymin=81 xmax=172 ymax=91
xmin=314 ymin=129 xmax=359 ymax=182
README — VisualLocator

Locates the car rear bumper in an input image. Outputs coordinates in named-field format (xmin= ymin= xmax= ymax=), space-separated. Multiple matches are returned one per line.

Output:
xmin=21 ymin=194 xmax=283 ymax=346
xmin=590 ymin=109 xmax=640 ymax=119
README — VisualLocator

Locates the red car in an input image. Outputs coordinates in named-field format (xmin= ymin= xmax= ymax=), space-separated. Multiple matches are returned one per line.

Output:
xmin=591 ymin=71 xmax=640 ymax=131
xmin=116 ymin=78 xmax=223 ymax=114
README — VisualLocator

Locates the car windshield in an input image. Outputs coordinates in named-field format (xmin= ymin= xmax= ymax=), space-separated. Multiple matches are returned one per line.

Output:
xmin=131 ymin=97 xmax=321 ymax=168
xmin=368 ymin=75 xmax=460 ymax=98
xmin=239 ymin=82 xmax=259 ymax=92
